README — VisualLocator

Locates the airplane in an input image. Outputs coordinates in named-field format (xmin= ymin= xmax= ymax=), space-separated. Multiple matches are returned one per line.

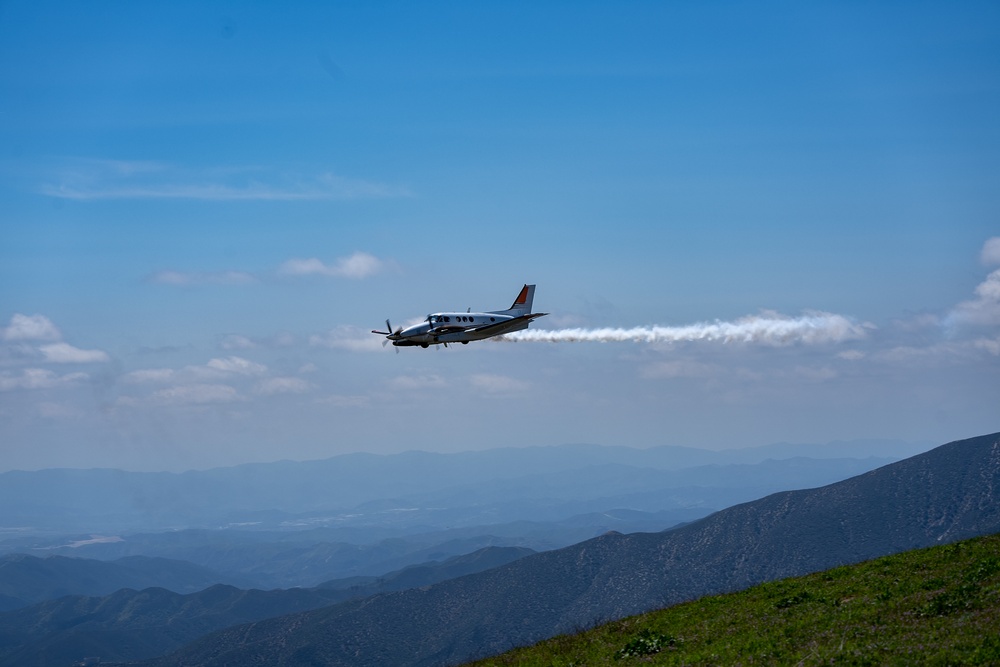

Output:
xmin=372 ymin=284 xmax=547 ymax=348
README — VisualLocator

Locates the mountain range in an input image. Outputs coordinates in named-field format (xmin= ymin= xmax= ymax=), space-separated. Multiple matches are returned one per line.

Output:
xmin=145 ymin=431 xmax=1000 ymax=667
xmin=0 ymin=435 xmax=970 ymax=666
xmin=0 ymin=441 xmax=912 ymax=594
xmin=0 ymin=439 xmax=923 ymax=534
xmin=0 ymin=547 xmax=532 ymax=667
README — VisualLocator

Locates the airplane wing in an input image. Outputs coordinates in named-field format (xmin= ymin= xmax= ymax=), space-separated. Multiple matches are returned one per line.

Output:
xmin=427 ymin=325 xmax=469 ymax=335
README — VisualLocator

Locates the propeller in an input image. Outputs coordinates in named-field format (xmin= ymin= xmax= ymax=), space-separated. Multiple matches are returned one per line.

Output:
xmin=372 ymin=319 xmax=402 ymax=336
xmin=372 ymin=318 xmax=403 ymax=350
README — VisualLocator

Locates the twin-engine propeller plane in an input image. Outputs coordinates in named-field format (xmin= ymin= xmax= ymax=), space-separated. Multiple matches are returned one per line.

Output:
xmin=373 ymin=284 xmax=546 ymax=348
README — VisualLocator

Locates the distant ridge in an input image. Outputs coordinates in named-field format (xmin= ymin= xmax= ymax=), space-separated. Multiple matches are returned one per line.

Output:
xmin=0 ymin=546 xmax=533 ymax=666
xmin=151 ymin=431 xmax=1000 ymax=667
xmin=0 ymin=554 xmax=250 ymax=611
xmin=0 ymin=440 xmax=921 ymax=533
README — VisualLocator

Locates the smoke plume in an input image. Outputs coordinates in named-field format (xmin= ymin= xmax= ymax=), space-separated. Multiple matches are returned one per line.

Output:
xmin=501 ymin=311 xmax=869 ymax=346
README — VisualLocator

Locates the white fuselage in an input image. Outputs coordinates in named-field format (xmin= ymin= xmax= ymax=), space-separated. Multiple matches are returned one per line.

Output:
xmin=374 ymin=284 xmax=545 ymax=348
xmin=389 ymin=311 xmax=529 ymax=346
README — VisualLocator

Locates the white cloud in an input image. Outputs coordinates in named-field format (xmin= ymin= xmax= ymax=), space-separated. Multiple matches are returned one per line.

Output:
xmin=38 ymin=342 xmax=111 ymax=364
xmin=149 ymin=383 xmax=242 ymax=406
xmin=946 ymin=268 xmax=1000 ymax=328
xmin=2 ymin=314 xmax=109 ymax=367
xmin=121 ymin=358 xmax=267 ymax=409
xmin=973 ymin=337 xmax=1000 ymax=356
xmin=206 ymin=356 xmax=267 ymax=375
xmin=220 ymin=335 xmax=257 ymax=350
xmin=280 ymin=252 xmax=386 ymax=279
xmin=218 ymin=332 xmax=297 ymax=350
xmin=123 ymin=368 xmax=176 ymax=384
xmin=0 ymin=368 xmax=87 ymax=391
xmin=255 ymin=377 xmax=314 ymax=395
xmin=837 ymin=350 xmax=866 ymax=361
xmin=981 ymin=237 xmax=1000 ymax=266
xmin=2 ymin=314 xmax=61 ymax=341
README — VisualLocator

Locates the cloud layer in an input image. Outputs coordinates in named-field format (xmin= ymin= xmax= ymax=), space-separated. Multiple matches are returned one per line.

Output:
xmin=36 ymin=159 xmax=410 ymax=201
xmin=279 ymin=252 xmax=386 ymax=279
xmin=149 ymin=252 xmax=390 ymax=286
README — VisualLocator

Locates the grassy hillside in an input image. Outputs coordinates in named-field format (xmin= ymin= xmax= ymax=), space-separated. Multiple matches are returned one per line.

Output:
xmin=467 ymin=533 xmax=1000 ymax=666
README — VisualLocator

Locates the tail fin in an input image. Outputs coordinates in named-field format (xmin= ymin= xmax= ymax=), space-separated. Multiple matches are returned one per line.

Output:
xmin=505 ymin=284 xmax=535 ymax=315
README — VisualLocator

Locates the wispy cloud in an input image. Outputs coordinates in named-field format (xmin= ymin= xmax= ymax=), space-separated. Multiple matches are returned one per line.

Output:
xmin=219 ymin=333 xmax=297 ymax=350
xmin=206 ymin=356 xmax=267 ymax=376
xmin=254 ymin=377 xmax=314 ymax=395
xmin=119 ymin=356 xmax=277 ymax=407
xmin=1 ymin=314 xmax=110 ymax=366
xmin=0 ymin=368 xmax=88 ymax=391
xmin=974 ymin=337 xmax=1000 ymax=355
xmin=36 ymin=158 xmax=411 ymax=201
xmin=945 ymin=241 xmax=1000 ymax=329
xmin=946 ymin=268 xmax=1000 ymax=328
xmin=2 ymin=314 xmax=61 ymax=342
xmin=146 ymin=383 xmax=243 ymax=406
xmin=981 ymin=237 xmax=1000 ymax=266
xmin=279 ymin=252 xmax=387 ymax=279
xmin=149 ymin=270 xmax=257 ymax=286
xmin=149 ymin=252 xmax=389 ymax=288
xmin=39 ymin=342 xmax=111 ymax=364
xmin=124 ymin=356 xmax=267 ymax=384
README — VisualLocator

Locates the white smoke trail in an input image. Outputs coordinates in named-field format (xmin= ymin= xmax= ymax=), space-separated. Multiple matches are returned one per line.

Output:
xmin=501 ymin=311 xmax=870 ymax=346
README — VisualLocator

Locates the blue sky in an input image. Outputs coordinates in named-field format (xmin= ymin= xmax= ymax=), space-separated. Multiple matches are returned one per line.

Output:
xmin=1 ymin=1 xmax=998 ymax=471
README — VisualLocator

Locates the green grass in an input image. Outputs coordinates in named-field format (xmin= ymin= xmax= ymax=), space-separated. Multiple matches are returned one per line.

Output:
xmin=465 ymin=534 xmax=1000 ymax=666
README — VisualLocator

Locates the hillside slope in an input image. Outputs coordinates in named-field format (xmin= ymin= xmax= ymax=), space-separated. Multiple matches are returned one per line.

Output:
xmin=467 ymin=532 xmax=1000 ymax=666
xmin=150 ymin=431 xmax=1000 ymax=667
